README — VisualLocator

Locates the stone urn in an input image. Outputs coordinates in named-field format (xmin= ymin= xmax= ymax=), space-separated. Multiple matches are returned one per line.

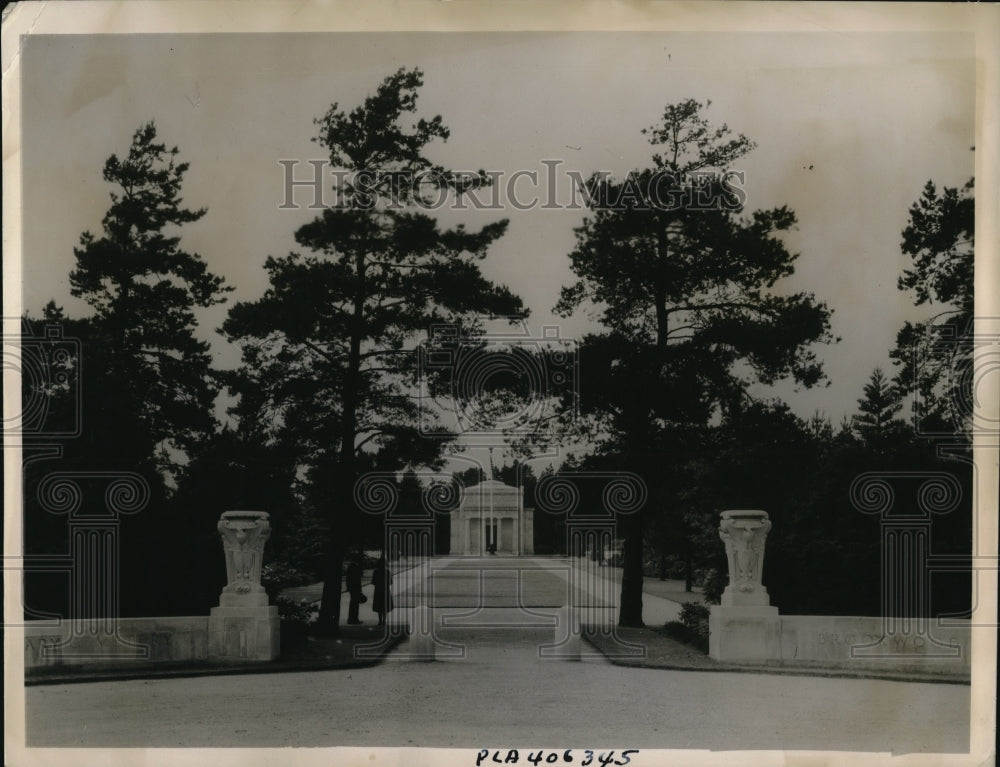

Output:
xmin=718 ymin=509 xmax=772 ymax=607
xmin=209 ymin=511 xmax=279 ymax=661
xmin=709 ymin=509 xmax=780 ymax=663
xmin=217 ymin=510 xmax=271 ymax=606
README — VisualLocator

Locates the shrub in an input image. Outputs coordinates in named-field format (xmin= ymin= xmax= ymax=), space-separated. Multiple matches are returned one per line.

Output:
xmin=276 ymin=596 xmax=314 ymax=652
xmin=663 ymin=601 xmax=710 ymax=653
xmin=262 ymin=561 xmax=314 ymax=601
xmin=275 ymin=596 xmax=316 ymax=625
xmin=663 ymin=621 xmax=700 ymax=649
xmin=680 ymin=602 xmax=710 ymax=637
xmin=699 ymin=567 xmax=725 ymax=605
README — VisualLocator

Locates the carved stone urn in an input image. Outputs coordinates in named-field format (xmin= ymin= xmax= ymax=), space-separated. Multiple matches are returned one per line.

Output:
xmin=709 ymin=509 xmax=780 ymax=663
xmin=718 ymin=509 xmax=772 ymax=607
xmin=209 ymin=510 xmax=279 ymax=661
xmin=217 ymin=510 xmax=270 ymax=605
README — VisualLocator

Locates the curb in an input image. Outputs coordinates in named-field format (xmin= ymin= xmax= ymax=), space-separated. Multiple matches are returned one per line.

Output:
xmin=25 ymin=632 xmax=408 ymax=687
xmin=582 ymin=632 xmax=971 ymax=686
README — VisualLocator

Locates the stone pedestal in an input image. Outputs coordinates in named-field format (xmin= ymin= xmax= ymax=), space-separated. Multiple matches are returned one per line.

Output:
xmin=709 ymin=510 xmax=780 ymax=662
xmin=208 ymin=511 xmax=279 ymax=661
xmin=718 ymin=510 xmax=772 ymax=607
xmin=209 ymin=604 xmax=280 ymax=661
xmin=709 ymin=605 xmax=780 ymax=662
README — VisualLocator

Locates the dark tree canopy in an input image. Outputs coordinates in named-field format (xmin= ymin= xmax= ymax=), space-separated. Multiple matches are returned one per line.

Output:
xmin=70 ymin=121 xmax=231 ymax=456
xmin=557 ymin=103 xmax=832 ymax=406
xmin=554 ymin=99 xmax=834 ymax=626
xmin=223 ymin=68 xmax=525 ymax=631
xmin=554 ymin=100 xmax=834 ymax=451
xmin=897 ymin=179 xmax=974 ymax=313
xmin=23 ymin=124 xmax=233 ymax=618
xmin=890 ymin=177 xmax=974 ymax=436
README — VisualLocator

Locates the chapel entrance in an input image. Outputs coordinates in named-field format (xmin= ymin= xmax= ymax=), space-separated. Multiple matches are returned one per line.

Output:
xmin=449 ymin=479 xmax=534 ymax=555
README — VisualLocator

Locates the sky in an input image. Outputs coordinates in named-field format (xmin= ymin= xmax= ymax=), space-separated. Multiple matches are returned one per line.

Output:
xmin=18 ymin=30 xmax=976 ymax=467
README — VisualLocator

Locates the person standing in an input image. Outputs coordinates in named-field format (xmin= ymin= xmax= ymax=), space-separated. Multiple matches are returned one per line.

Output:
xmin=372 ymin=555 xmax=393 ymax=626
xmin=345 ymin=554 xmax=365 ymax=625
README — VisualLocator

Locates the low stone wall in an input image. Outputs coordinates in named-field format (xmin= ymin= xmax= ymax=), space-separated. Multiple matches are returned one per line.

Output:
xmin=710 ymin=609 xmax=972 ymax=677
xmin=778 ymin=615 xmax=971 ymax=675
xmin=706 ymin=509 xmax=973 ymax=678
xmin=24 ymin=617 xmax=209 ymax=669
xmin=22 ymin=511 xmax=284 ymax=672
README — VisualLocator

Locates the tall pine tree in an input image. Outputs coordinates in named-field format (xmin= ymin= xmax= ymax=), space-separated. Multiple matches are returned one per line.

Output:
xmin=224 ymin=68 xmax=525 ymax=633
xmin=70 ymin=121 xmax=231 ymax=462
xmin=25 ymin=123 xmax=231 ymax=616
xmin=555 ymin=99 xmax=833 ymax=626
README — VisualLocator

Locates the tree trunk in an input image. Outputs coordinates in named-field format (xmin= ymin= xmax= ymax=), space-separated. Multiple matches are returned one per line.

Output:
xmin=316 ymin=251 xmax=366 ymax=633
xmin=315 ymin=537 xmax=344 ymax=634
xmin=618 ymin=513 xmax=645 ymax=627
xmin=684 ymin=544 xmax=693 ymax=592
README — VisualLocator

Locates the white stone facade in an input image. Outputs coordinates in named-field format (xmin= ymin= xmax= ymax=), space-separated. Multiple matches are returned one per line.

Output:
xmin=450 ymin=480 xmax=534 ymax=555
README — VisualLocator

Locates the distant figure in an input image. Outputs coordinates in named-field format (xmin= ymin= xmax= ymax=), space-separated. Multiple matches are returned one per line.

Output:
xmin=372 ymin=556 xmax=393 ymax=626
xmin=346 ymin=554 xmax=364 ymax=625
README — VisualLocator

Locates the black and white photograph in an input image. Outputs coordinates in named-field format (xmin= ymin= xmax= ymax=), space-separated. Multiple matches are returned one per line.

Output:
xmin=3 ymin=2 xmax=998 ymax=765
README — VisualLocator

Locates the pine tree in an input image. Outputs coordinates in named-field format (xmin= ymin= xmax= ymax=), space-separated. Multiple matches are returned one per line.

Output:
xmin=21 ymin=123 xmax=235 ymax=616
xmin=852 ymin=368 xmax=904 ymax=446
xmin=554 ymin=99 xmax=833 ymax=626
xmin=224 ymin=69 xmax=525 ymax=632
xmin=890 ymin=178 xmax=974 ymax=436
xmin=70 ymin=121 xmax=231 ymax=460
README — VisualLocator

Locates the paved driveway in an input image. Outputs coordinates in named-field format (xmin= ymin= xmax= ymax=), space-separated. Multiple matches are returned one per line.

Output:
xmin=23 ymin=557 xmax=971 ymax=755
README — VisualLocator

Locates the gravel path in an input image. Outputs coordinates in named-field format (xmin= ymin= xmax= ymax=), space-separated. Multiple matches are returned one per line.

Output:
xmin=23 ymin=557 xmax=970 ymax=754
xmin=25 ymin=631 xmax=969 ymax=752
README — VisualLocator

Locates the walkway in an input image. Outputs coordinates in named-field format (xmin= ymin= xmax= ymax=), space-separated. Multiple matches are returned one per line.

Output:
xmin=282 ymin=556 xmax=701 ymax=629
xmin=24 ymin=633 xmax=969 ymax=752
xmin=21 ymin=557 xmax=971 ymax=755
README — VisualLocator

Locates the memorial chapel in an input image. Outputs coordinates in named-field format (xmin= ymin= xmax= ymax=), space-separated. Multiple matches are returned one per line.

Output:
xmin=449 ymin=479 xmax=534 ymax=555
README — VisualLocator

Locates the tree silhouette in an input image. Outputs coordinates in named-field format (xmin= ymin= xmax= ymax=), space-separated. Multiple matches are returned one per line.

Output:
xmin=852 ymin=368 xmax=905 ymax=448
xmin=555 ymin=99 xmax=834 ymax=626
xmin=24 ymin=124 xmax=231 ymax=617
xmin=223 ymin=68 xmax=525 ymax=633
xmin=69 ymin=121 xmax=231 ymax=462
xmin=890 ymin=178 xmax=974 ymax=437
